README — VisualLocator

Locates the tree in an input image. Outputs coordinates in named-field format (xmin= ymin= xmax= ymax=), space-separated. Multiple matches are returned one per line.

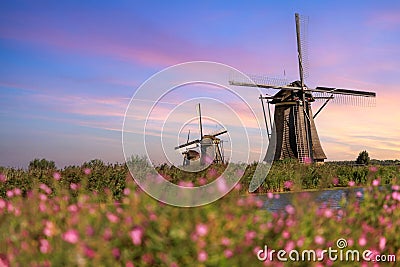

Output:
xmin=356 ymin=150 xmax=370 ymax=165
xmin=28 ymin=158 xmax=56 ymax=170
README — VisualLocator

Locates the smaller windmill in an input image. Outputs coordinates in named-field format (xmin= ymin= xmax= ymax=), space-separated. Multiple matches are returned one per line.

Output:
xmin=175 ymin=103 xmax=227 ymax=166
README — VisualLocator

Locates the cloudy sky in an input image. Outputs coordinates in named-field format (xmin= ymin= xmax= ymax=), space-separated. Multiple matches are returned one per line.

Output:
xmin=1 ymin=0 xmax=399 ymax=167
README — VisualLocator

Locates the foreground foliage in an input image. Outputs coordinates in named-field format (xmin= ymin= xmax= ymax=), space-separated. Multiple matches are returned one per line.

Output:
xmin=0 ymin=159 xmax=399 ymax=266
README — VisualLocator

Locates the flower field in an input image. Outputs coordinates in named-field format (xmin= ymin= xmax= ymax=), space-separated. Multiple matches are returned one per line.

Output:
xmin=0 ymin=159 xmax=399 ymax=266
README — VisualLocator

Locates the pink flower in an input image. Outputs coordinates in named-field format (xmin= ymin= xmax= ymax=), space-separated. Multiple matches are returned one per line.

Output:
xmin=53 ymin=172 xmax=61 ymax=181
xmin=314 ymin=235 xmax=325 ymax=245
xmin=126 ymin=262 xmax=135 ymax=267
xmin=198 ymin=177 xmax=207 ymax=186
xmin=285 ymin=241 xmax=295 ymax=252
xmin=284 ymin=180 xmax=293 ymax=190
xmin=332 ymin=177 xmax=339 ymax=186
xmin=372 ymin=179 xmax=380 ymax=187
xmin=0 ymin=173 xmax=6 ymax=182
xmin=83 ymin=168 xmax=91 ymax=175
xmin=107 ymin=213 xmax=119 ymax=223
xmin=392 ymin=191 xmax=400 ymax=201
xmin=112 ymin=248 xmax=120 ymax=259
xmin=324 ymin=209 xmax=333 ymax=218
xmin=123 ymin=188 xmax=130 ymax=195
xmin=379 ymin=237 xmax=386 ymax=251
xmin=68 ymin=204 xmax=78 ymax=213
xmin=130 ymin=228 xmax=143 ymax=245
xmin=39 ymin=239 xmax=50 ymax=254
xmin=348 ymin=181 xmax=356 ymax=187
xmin=304 ymin=157 xmax=312 ymax=164
xmin=0 ymin=199 xmax=6 ymax=209
xmin=358 ymin=236 xmax=367 ymax=246
xmin=245 ymin=231 xmax=256 ymax=241
xmin=62 ymin=229 xmax=79 ymax=244
xmin=178 ymin=181 xmax=193 ymax=187
xmin=43 ymin=221 xmax=55 ymax=237
xmin=70 ymin=183 xmax=78 ymax=190
xmin=392 ymin=185 xmax=400 ymax=191
xmin=6 ymin=190 xmax=13 ymax=198
xmin=267 ymin=192 xmax=274 ymax=199
xmin=369 ymin=166 xmax=378 ymax=172
xmin=84 ymin=245 xmax=96 ymax=258
xmin=13 ymin=188 xmax=22 ymax=196
xmin=217 ymin=177 xmax=228 ymax=193
xmin=234 ymin=182 xmax=242 ymax=191
xmin=196 ymin=224 xmax=208 ymax=237
xmin=224 ymin=249 xmax=233 ymax=258
xmin=356 ymin=191 xmax=363 ymax=198
xmin=285 ymin=205 xmax=295 ymax=215
xmin=103 ymin=228 xmax=113 ymax=241
xmin=282 ymin=230 xmax=290 ymax=239
xmin=198 ymin=251 xmax=208 ymax=262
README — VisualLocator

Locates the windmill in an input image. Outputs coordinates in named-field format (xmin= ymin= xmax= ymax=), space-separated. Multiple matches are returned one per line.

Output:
xmin=175 ymin=103 xmax=228 ymax=166
xmin=230 ymin=13 xmax=376 ymax=163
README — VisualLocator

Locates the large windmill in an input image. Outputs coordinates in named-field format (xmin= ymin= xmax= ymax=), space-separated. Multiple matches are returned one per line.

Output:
xmin=230 ymin=13 xmax=376 ymax=163
xmin=175 ymin=103 xmax=227 ymax=166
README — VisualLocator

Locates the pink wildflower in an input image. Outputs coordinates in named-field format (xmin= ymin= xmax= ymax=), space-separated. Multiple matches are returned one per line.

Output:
xmin=358 ymin=236 xmax=367 ymax=246
xmin=107 ymin=212 xmax=119 ymax=223
xmin=283 ymin=180 xmax=293 ymax=190
xmin=372 ymin=179 xmax=380 ymax=187
xmin=39 ymin=239 xmax=50 ymax=254
xmin=198 ymin=251 xmax=208 ymax=262
xmin=196 ymin=223 xmax=208 ymax=237
xmin=6 ymin=191 xmax=13 ymax=198
xmin=70 ymin=183 xmax=78 ymax=190
xmin=348 ymin=181 xmax=355 ymax=187
xmin=314 ymin=235 xmax=325 ymax=245
xmin=130 ymin=228 xmax=143 ymax=245
xmin=224 ymin=249 xmax=233 ymax=258
xmin=379 ymin=237 xmax=386 ymax=251
xmin=53 ymin=172 xmax=61 ymax=181
xmin=83 ymin=168 xmax=91 ymax=175
xmin=13 ymin=188 xmax=22 ymax=196
xmin=285 ymin=205 xmax=295 ymax=215
xmin=62 ymin=229 xmax=79 ymax=244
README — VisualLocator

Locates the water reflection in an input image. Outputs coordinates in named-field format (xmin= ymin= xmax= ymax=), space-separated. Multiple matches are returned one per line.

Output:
xmin=259 ymin=187 xmax=365 ymax=213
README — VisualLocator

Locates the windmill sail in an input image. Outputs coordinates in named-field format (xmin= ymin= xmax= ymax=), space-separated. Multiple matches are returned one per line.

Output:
xmin=228 ymin=12 xmax=376 ymax=163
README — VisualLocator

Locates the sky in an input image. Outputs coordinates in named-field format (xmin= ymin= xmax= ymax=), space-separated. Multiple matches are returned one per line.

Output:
xmin=1 ymin=0 xmax=400 ymax=168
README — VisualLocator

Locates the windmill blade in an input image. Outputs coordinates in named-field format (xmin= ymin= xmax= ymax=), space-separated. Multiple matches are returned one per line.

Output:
xmin=210 ymin=129 xmax=227 ymax=138
xmin=297 ymin=13 xmax=310 ymax=81
xmin=186 ymin=130 xmax=190 ymax=143
xmin=196 ymin=103 xmax=203 ymax=139
xmin=175 ymin=139 xmax=200 ymax=150
xmin=313 ymin=86 xmax=376 ymax=97
xmin=312 ymin=91 xmax=376 ymax=107
xmin=229 ymin=80 xmax=301 ymax=91
xmin=229 ymin=73 xmax=290 ymax=94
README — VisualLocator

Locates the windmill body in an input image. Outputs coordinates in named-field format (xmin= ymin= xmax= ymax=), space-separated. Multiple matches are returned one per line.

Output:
xmin=175 ymin=104 xmax=227 ymax=166
xmin=230 ymin=13 xmax=376 ymax=163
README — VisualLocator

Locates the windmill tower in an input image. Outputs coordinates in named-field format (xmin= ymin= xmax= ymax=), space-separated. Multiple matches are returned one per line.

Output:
xmin=175 ymin=103 xmax=228 ymax=166
xmin=230 ymin=13 xmax=376 ymax=163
